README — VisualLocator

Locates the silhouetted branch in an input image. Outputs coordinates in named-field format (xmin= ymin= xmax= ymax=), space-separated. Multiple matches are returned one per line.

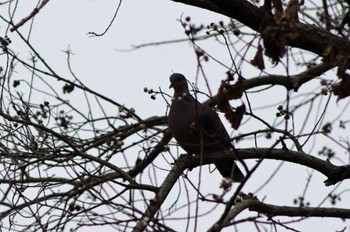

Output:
xmin=10 ymin=0 xmax=50 ymax=32
xmin=132 ymin=154 xmax=189 ymax=232
xmin=209 ymin=198 xmax=350 ymax=231
xmin=200 ymin=149 xmax=350 ymax=186
xmin=133 ymin=148 xmax=350 ymax=230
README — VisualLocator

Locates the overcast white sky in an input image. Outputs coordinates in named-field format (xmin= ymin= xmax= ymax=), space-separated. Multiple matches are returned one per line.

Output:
xmin=1 ymin=0 xmax=349 ymax=231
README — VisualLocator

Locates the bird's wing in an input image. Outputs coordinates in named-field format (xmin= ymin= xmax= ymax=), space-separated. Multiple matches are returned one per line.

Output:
xmin=197 ymin=103 xmax=233 ymax=149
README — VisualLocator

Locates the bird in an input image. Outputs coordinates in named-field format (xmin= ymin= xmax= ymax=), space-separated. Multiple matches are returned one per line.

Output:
xmin=167 ymin=73 xmax=244 ymax=182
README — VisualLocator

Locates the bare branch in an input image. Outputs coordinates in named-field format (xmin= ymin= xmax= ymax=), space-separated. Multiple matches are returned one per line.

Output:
xmin=10 ymin=0 xmax=50 ymax=32
xmin=209 ymin=198 xmax=350 ymax=231
xmin=133 ymin=148 xmax=350 ymax=230
xmin=172 ymin=0 xmax=350 ymax=66
xmin=199 ymin=149 xmax=350 ymax=186
xmin=132 ymin=154 xmax=189 ymax=232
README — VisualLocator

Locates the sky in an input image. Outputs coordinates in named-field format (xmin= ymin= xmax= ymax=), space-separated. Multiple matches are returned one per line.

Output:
xmin=0 ymin=0 xmax=349 ymax=231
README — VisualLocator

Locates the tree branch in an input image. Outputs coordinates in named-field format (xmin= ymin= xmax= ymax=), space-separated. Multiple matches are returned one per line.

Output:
xmin=201 ymin=62 xmax=332 ymax=107
xmin=10 ymin=0 xmax=50 ymax=32
xmin=197 ymin=148 xmax=350 ymax=186
xmin=132 ymin=154 xmax=189 ymax=232
xmin=244 ymin=62 xmax=333 ymax=91
xmin=209 ymin=199 xmax=350 ymax=231
xmin=172 ymin=0 xmax=350 ymax=65
xmin=133 ymin=148 xmax=350 ymax=230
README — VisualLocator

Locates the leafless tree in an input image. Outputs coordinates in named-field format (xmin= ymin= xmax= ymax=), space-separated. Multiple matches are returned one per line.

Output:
xmin=0 ymin=0 xmax=350 ymax=231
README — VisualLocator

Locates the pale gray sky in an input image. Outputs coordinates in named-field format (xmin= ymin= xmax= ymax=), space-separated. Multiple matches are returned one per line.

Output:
xmin=0 ymin=0 xmax=349 ymax=231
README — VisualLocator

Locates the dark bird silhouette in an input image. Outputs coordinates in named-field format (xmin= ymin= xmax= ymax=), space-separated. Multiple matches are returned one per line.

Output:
xmin=168 ymin=73 xmax=244 ymax=182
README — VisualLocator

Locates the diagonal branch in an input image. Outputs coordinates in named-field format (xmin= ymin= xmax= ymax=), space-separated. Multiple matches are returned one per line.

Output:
xmin=243 ymin=62 xmax=333 ymax=91
xmin=172 ymin=0 xmax=350 ymax=64
xmin=197 ymin=148 xmax=350 ymax=186
xmin=10 ymin=0 xmax=50 ymax=32
xmin=132 ymin=154 xmax=190 ymax=232
xmin=208 ymin=198 xmax=350 ymax=231
xmin=132 ymin=148 xmax=350 ymax=231
xmin=202 ymin=62 xmax=332 ymax=107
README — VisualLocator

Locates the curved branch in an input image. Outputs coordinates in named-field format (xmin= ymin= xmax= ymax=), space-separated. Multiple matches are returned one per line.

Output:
xmin=244 ymin=62 xmax=333 ymax=91
xmin=196 ymin=148 xmax=350 ymax=186
xmin=203 ymin=62 xmax=332 ymax=107
xmin=10 ymin=0 xmax=50 ymax=32
xmin=209 ymin=198 xmax=350 ymax=231
xmin=132 ymin=154 xmax=189 ymax=232
xmin=81 ymin=116 xmax=166 ymax=152
xmin=173 ymin=0 xmax=272 ymax=32
xmin=97 ymin=131 xmax=172 ymax=182
xmin=172 ymin=0 xmax=350 ymax=63
xmin=128 ymin=131 xmax=173 ymax=177
xmin=132 ymin=148 xmax=350 ymax=231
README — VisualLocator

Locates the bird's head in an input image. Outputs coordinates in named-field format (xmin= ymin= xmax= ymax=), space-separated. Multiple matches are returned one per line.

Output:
xmin=169 ymin=73 xmax=189 ymax=95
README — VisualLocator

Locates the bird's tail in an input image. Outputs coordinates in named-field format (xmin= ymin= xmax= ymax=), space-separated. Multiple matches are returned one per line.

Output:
xmin=215 ymin=161 xmax=244 ymax=182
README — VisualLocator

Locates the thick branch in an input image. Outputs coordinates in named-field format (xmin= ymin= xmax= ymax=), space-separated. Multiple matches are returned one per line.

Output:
xmin=244 ymin=63 xmax=333 ymax=91
xmin=133 ymin=148 xmax=350 ymax=230
xmin=173 ymin=0 xmax=272 ymax=32
xmin=209 ymin=199 xmax=350 ymax=231
xmin=172 ymin=0 xmax=350 ymax=63
xmin=197 ymin=148 xmax=350 ymax=186
xmin=128 ymin=131 xmax=173 ymax=177
xmin=132 ymin=154 xmax=189 ymax=232
xmin=249 ymin=200 xmax=350 ymax=218
xmin=203 ymin=62 xmax=332 ymax=107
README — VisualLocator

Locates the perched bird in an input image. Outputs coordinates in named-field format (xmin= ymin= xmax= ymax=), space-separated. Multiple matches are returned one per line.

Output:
xmin=168 ymin=73 xmax=244 ymax=182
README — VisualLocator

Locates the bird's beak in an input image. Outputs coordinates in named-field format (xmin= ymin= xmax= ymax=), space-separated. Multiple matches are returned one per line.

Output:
xmin=169 ymin=83 xmax=173 ymax=89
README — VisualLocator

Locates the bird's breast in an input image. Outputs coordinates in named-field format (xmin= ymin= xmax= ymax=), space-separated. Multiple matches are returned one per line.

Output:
xmin=168 ymin=102 xmax=223 ymax=154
